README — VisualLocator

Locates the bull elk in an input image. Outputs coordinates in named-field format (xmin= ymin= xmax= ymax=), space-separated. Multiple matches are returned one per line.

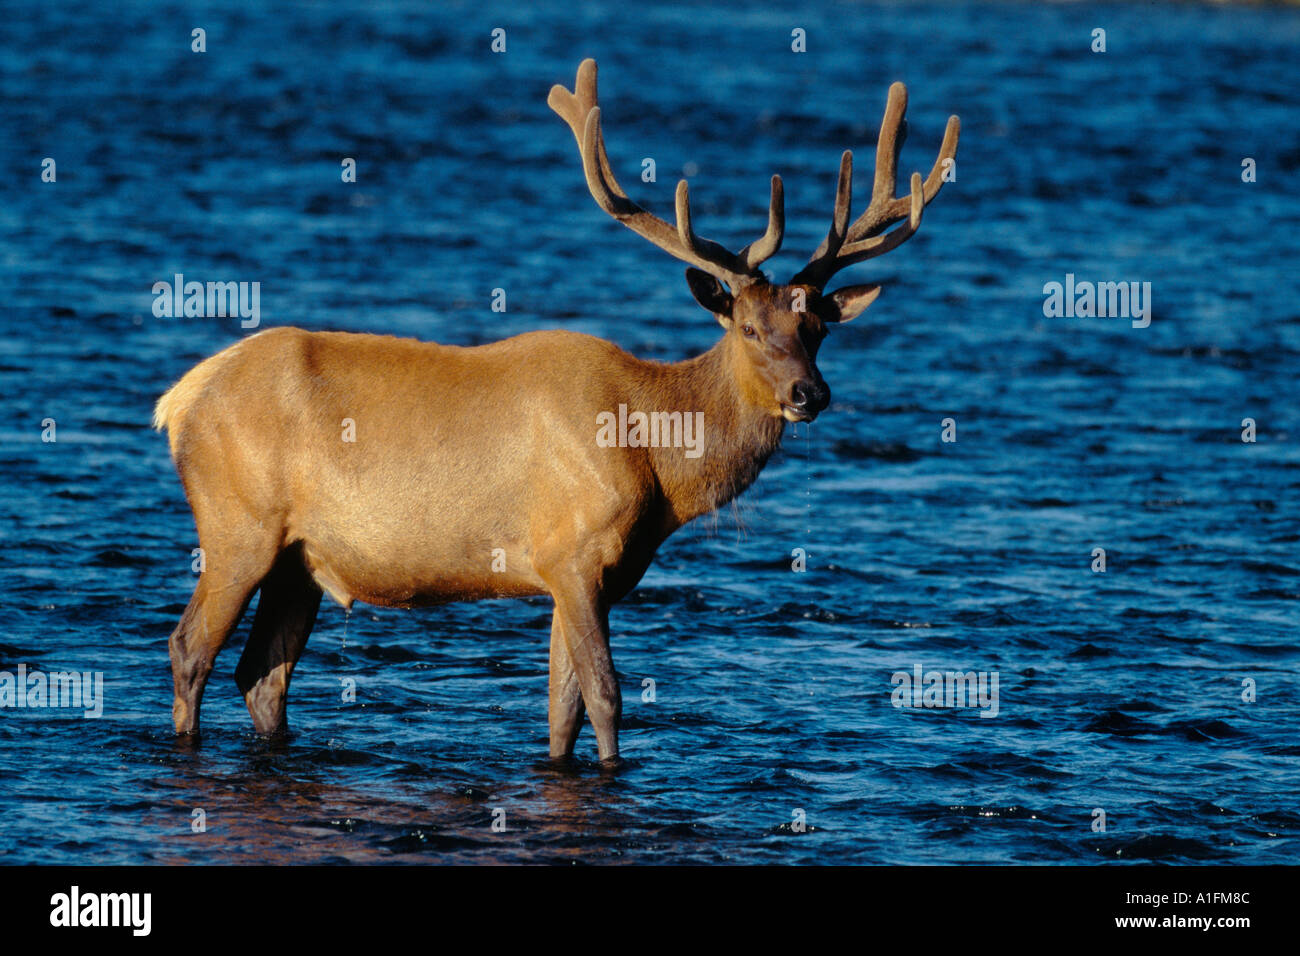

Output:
xmin=154 ymin=58 xmax=959 ymax=764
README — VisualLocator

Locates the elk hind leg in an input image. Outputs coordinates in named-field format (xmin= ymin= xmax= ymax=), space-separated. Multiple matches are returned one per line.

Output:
xmin=170 ymin=540 xmax=276 ymax=737
xmin=235 ymin=545 xmax=322 ymax=736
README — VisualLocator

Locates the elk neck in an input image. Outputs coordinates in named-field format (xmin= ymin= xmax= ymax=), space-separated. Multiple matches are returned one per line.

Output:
xmin=631 ymin=332 xmax=786 ymax=529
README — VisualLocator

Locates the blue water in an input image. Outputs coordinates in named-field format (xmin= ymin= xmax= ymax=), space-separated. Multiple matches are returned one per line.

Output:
xmin=1 ymin=0 xmax=1298 ymax=864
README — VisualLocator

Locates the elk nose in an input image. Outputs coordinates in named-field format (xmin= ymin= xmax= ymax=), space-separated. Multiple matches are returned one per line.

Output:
xmin=790 ymin=380 xmax=831 ymax=415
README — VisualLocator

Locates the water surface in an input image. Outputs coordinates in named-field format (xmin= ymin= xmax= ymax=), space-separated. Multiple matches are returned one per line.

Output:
xmin=1 ymin=0 xmax=1298 ymax=864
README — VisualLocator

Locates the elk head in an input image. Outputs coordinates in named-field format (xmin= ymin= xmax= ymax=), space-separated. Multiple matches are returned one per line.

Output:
xmin=549 ymin=59 xmax=959 ymax=423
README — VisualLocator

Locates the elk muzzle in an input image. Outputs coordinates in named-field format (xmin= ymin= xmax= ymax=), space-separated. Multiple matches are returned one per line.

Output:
xmin=782 ymin=378 xmax=830 ymax=422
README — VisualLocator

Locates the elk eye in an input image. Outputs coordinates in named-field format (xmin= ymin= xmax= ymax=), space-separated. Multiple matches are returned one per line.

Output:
xmin=741 ymin=324 xmax=758 ymax=338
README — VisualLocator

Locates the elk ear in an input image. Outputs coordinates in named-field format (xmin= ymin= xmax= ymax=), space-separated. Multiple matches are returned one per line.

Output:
xmin=686 ymin=268 xmax=734 ymax=325
xmin=824 ymin=284 xmax=882 ymax=323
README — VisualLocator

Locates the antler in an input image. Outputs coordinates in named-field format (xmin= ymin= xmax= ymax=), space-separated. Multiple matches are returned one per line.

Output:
xmin=548 ymin=58 xmax=784 ymax=290
xmin=792 ymin=82 xmax=959 ymax=289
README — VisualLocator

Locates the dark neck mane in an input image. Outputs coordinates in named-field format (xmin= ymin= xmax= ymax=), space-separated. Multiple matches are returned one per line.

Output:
xmin=632 ymin=335 xmax=785 ymax=530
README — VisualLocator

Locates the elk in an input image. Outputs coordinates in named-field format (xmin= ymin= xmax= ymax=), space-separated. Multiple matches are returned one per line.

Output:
xmin=154 ymin=59 xmax=959 ymax=764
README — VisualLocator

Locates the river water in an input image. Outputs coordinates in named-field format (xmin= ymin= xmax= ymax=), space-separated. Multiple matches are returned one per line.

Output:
xmin=0 ymin=0 xmax=1297 ymax=863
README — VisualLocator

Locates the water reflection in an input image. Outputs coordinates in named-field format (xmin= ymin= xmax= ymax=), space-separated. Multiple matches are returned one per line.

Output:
xmin=141 ymin=745 xmax=642 ymax=863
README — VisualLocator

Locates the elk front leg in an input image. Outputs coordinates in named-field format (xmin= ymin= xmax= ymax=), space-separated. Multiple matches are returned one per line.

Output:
xmin=548 ymin=615 xmax=586 ymax=758
xmin=548 ymin=580 xmax=620 ymax=763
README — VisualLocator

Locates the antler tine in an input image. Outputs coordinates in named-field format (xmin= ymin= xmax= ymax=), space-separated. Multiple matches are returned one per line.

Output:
xmin=675 ymin=180 xmax=732 ymax=263
xmin=793 ymin=83 xmax=959 ymax=289
xmin=838 ymin=172 xmax=924 ymax=264
xmin=738 ymin=175 xmax=785 ymax=272
xmin=549 ymin=60 xmax=627 ymax=204
xmin=579 ymin=108 xmax=630 ymax=218
xmin=871 ymin=82 xmax=908 ymax=212
xmin=550 ymin=58 xmax=780 ymax=290
xmin=839 ymin=81 xmax=915 ymax=245
xmin=796 ymin=151 xmax=854 ymax=284
xmin=923 ymin=114 xmax=961 ymax=202
xmin=829 ymin=152 xmax=853 ymax=251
